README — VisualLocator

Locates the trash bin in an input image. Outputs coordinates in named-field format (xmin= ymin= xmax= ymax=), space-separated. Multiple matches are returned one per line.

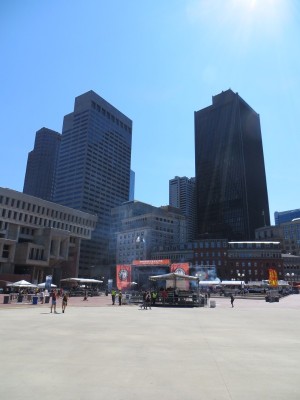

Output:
xmin=265 ymin=296 xmax=270 ymax=302
xmin=17 ymin=295 xmax=23 ymax=303
xmin=45 ymin=296 xmax=50 ymax=304
xmin=3 ymin=295 xmax=9 ymax=304
xmin=32 ymin=296 xmax=38 ymax=305
xmin=210 ymin=300 xmax=216 ymax=308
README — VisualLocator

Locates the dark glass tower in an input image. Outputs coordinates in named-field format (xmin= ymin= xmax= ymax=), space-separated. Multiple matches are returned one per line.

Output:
xmin=23 ymin=128 xmax=61 ymax=201
xmin=54 ymin=91 xmax=132 ymax=277
xmin=194 ymin=89 xmax=270 ymax=240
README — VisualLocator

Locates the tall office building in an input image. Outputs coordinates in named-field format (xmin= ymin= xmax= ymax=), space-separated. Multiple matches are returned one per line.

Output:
xmin=169 ymin=176 xmax=196 ymax=241
xmin=194 ymin=89 xmax=270 ymax=240
xmin=54 ymin=90 xmax=132 ymax=277
xmin=23 ymin=128 xmax=61 ymax=201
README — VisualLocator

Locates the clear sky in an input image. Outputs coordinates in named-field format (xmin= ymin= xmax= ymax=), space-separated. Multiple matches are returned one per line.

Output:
xmin=1 ymin=0 xmax=300 ymax=224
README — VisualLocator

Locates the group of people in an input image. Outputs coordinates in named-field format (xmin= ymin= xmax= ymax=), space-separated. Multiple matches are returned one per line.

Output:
xmin=50 ymin=289 xmax=68 ymax=314
xmin=111 ymin=289 xmax=123 ymax=306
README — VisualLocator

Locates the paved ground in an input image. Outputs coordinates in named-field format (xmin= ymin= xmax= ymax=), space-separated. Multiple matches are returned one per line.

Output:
xmin=0 ymin=294 xmax=299 ymax=400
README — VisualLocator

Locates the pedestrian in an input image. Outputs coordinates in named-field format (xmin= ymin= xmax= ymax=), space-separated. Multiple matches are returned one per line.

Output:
xmin=39 ymin=290 xmax=44 ymax=304
xmin=146 ymin=291 xmax=151 ymax=310
xmin=62 ymin=292 xmax=68 ymax=313
xmin=230 ymin=293 xmax=235 ymax=308
xmin=50 ymin=289 xmax=57 ymax=313
xmin=118 ymin=290 xmax=122 ymax=306
xmin=142 ymin=290 xmax=147 ymax=309
xmin=111 ymin=289 xmax=116 ymax=305
xmin=151 ymin=290 xmax=157 ymax=306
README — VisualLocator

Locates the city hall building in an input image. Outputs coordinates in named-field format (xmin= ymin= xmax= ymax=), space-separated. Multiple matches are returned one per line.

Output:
xmin=0 ymin=187 xmax=97 ymax=285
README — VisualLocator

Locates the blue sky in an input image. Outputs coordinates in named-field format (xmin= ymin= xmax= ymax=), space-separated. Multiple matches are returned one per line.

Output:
xmin=1 ymin=0 xmax=300 ymax=224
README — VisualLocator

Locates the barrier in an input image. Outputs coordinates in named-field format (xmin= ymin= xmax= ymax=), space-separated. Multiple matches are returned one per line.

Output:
xmin=210 ymin=300 xmax=216 ymax=308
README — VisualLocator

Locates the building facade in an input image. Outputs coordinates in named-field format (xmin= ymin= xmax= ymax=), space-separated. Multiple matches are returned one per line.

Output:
xmin=194 ymin=89 xmax=270 ymax=241
xmin=23 ymin=128 xmax=61 ymax=201
xmin=0 ymin=187 xmax=97 ymax=285
xmin=227 ymin=241 xmax=283 ymax=281
xmin=151 ymin=239 xmax=228 ymax=279
xmin=256 ymin=219 xmax=300 ymax=256
xmin=274 ymin=209 xmax=300 ymax=225
xmin=169 ymin=176 xmax=196 ymax=241
xmin=110 ymin=201 xmax=187 ymax=266
xmin=54 ymin=91 xmax=132 ymax=278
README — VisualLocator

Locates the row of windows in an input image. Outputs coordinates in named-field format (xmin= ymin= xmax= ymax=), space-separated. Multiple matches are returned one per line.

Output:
xmin=228 ymin=252 xmax=281 ymax=258
xmin=91 ymin=101 xmax=132 ymax=134
xmin=0 ymin=196 xmax=95 ymax=228
xmin=229 ymin=242 xmax=280 ymax=249
xmin=231 ymin=262 xmax=282 ymax=268
xmin=1 ymin=208 xmax=91 ymax=237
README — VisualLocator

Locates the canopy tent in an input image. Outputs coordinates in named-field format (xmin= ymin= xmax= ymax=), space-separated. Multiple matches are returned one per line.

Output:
xmin=7 ymin=280 xmax=37 ymax=288
xmin=149 ymin=273 xmax=201 ymax=305
xmin=61 ymin=278 xmax=103 ymax=300
xmin=149 ymin=272 xmax=199 ymax=289
xmin=60 ymin=278 xmax=103 ymax=284
xmin=37 ymin=282 xmax=57 ymax=288
xmin=149 ymin=272 xmax=199 ymax=282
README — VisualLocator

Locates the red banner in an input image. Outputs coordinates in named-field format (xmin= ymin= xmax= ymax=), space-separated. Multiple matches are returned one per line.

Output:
xmin=116 ymin=265 xmax=131 ymax=290
xmin=170 ymin=263 xmax=190 ymax=275
xmin=268 ymin=268 xmax=278 ymax=287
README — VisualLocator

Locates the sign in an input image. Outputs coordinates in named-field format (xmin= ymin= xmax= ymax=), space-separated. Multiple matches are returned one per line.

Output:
xmin=132 ymin=259 xmax=171 ymax=266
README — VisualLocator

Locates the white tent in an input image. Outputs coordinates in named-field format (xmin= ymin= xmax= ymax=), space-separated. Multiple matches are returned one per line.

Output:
xmin=60 ymin=278 xmax=103 ymax=284
xmin=149 ymin=272 xmax=199 ymax=282
xmin=7 ymin=280 xmax=37 ymax=288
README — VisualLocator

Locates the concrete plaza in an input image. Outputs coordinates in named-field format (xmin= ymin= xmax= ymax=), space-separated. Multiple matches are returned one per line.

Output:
xmin=0 ymin=294 xmax=299 ymax=400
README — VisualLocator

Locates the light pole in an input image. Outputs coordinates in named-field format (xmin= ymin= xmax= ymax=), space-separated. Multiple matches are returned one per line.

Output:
xmin=286 ymin=272 xmax=295 ymax=288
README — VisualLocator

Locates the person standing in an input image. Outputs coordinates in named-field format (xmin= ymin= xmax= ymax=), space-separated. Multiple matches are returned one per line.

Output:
xmin=118 ymin=290 xmax=122 ymax=306
xmin=111 ymin=289 xmax=116 ymax=305
xmin=145 ymin=291 xmax=151 ymax=310
xmin=39 ymin=290 xmax=44 ymax=304
xmin=62 ymin=292 xmax=68 ymax=313
xmin=230 ymin=293 xmax=235 ymax=308
xmin=50 ymin=289 xmax=57 ymax=313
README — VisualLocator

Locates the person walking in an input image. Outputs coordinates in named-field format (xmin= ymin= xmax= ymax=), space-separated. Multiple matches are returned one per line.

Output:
xmin=111 ymin=289 xmax=116 ymax=305
xmin=145 ymin=291 xmax=151 ymax=310
xmin=62 ymin=292 xmax=68 ymax=313
xmin=50 ymin=289 xmax=57 ymax=313
xmin=118 ymin=290 xmax=122 ymax=306
xmin=230 ymin=293 xmax=235 ymax=308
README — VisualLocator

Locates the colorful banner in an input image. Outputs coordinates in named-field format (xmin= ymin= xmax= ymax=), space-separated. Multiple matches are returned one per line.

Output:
xmin=170 ymin=263 xmax=190 ymax=275
xmin=116 ymin=265 xmax=131 ymax=290
xmin=268 ymin=269 xmax=278 ymax=287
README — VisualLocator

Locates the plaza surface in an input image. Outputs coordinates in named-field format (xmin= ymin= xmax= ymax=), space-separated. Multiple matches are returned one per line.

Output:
xmin=0 ymin=294 xmax=299 ymax=400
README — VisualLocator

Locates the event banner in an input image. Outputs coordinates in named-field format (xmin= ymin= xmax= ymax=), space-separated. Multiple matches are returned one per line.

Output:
xmin=268 ymin=269 xmax=278 ymax=287
xmin=116 ymin=264 xmax=131 ymax=289
xmin=170 ymin=263 xmax=190 ymax=275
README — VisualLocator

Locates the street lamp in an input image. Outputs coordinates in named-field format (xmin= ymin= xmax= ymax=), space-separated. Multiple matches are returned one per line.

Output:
xmin=286 ymin=272 xmax=295 ymax=287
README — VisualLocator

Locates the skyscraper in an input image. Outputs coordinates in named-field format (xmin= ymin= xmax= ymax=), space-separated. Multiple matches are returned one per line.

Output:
xmin=23 ymin=127 xmax=61 ymax=201
xmin=194 ymin=89 xmax=270 ymax=240
xmin=54 ymin=90 xmax=132 ymax=277
xmin=169 ymin=176 xmax=196 ymax=241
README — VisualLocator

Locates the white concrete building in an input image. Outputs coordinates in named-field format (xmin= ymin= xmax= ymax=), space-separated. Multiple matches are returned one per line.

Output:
xmin=0 ymin=187 xmax=97 ymax=285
